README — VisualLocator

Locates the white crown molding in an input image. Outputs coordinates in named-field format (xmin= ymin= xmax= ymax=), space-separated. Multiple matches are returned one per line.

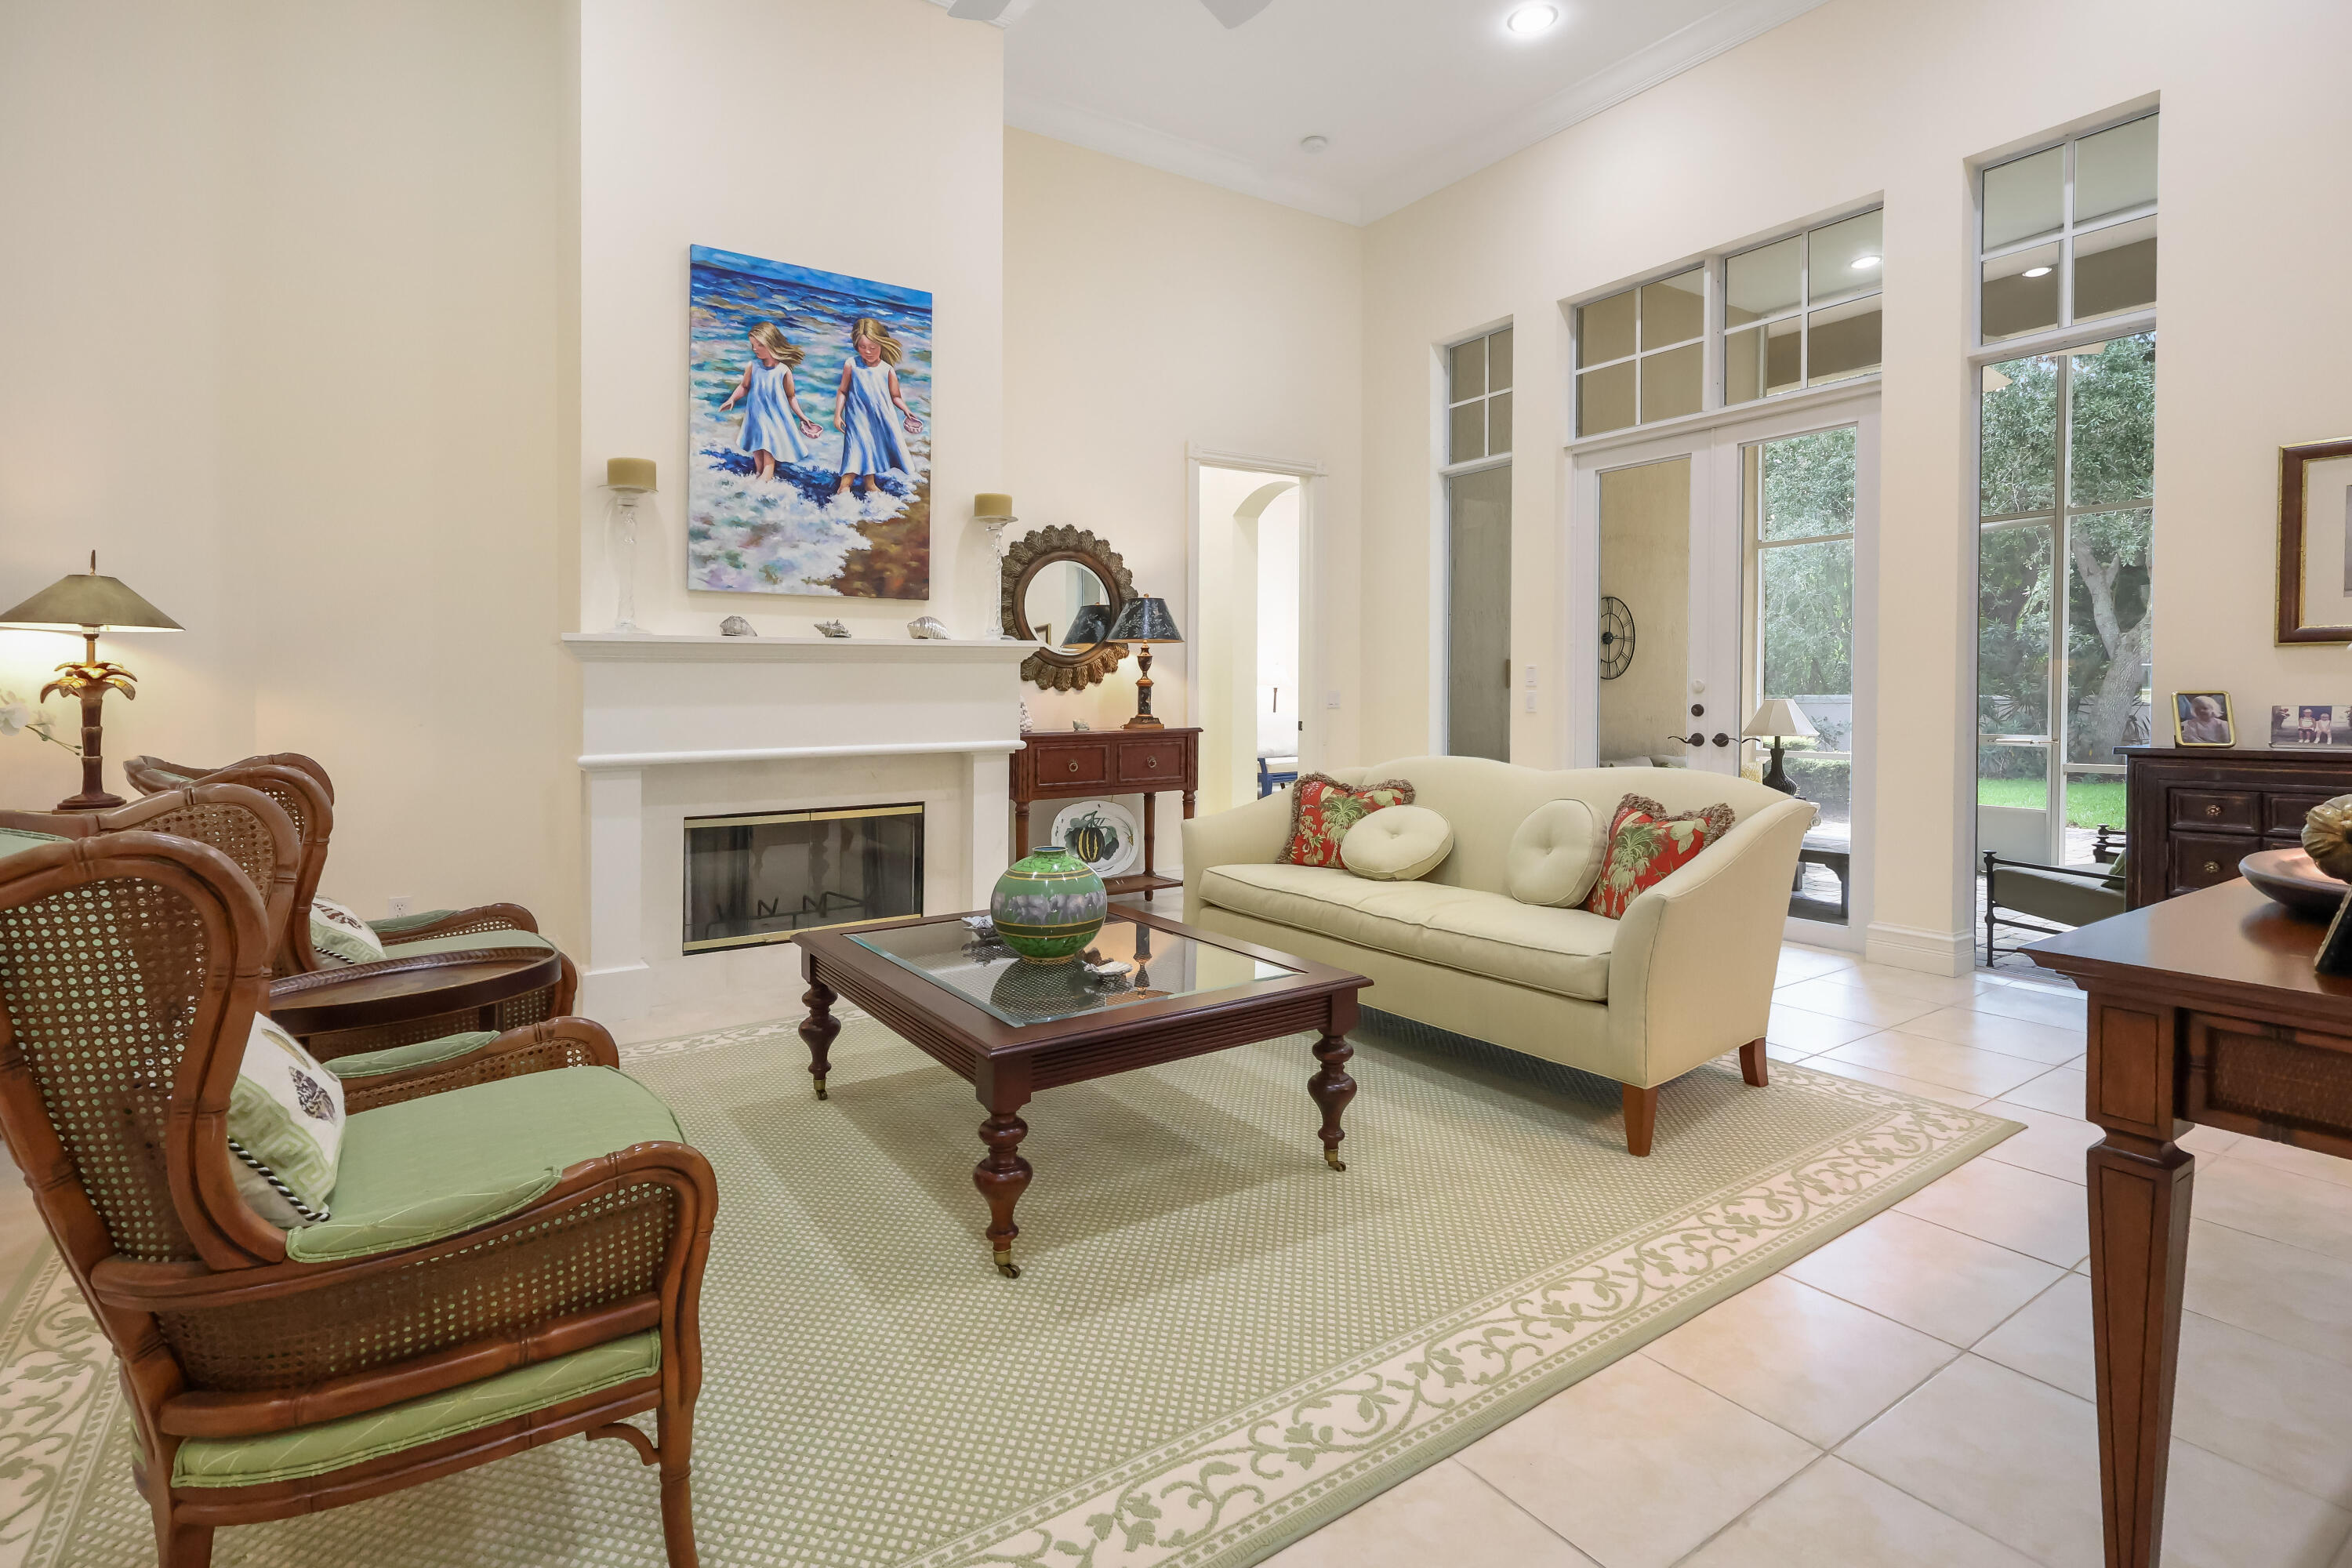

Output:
xmin=1358 ymin=0 xmax=1834 ymax=222
xmin=1005 ymin=93 xmax=1367 ymax=223
xmin=994 ymin=0 xmax=1830 ymax=227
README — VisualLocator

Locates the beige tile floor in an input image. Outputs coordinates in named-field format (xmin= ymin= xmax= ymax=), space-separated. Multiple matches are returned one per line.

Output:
xmin=604 ymin=926 xmax=2352 ymax=1568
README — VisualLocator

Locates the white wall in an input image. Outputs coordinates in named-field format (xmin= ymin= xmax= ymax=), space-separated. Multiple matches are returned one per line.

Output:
xmin=0 ymin=0 xmax=578 ymax=938
xmin=1357 ymin=0 xmax=2352 ymax=969
xmin=578 ymin=0 xmax=1005 ymax=646
xmin=1004 ymin=130 xmax=1364 ymax=753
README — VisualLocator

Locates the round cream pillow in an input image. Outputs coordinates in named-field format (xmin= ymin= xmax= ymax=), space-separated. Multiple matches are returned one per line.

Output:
xmin=1506 ymin=798 xmax=1602 ymax=906
xmin=1340 ymin=804 xmax=1455 ymax=881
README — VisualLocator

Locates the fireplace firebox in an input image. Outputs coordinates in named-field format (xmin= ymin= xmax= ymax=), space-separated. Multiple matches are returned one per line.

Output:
xmin=683 ymin=804 xmax=924 ymax=953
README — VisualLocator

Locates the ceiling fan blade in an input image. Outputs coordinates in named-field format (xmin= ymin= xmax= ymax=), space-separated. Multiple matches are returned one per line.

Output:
xmin=1198 ymin=0 xmax=1274 ymax=27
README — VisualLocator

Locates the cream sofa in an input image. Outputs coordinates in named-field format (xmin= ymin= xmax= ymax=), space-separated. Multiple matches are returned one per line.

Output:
xmin=1181 ymin=756 xmax=1815 ymax=1155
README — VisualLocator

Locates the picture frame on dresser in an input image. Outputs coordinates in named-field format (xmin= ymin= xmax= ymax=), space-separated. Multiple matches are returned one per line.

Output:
xmin=2276 ymin=435 xmax=2352 ymax=643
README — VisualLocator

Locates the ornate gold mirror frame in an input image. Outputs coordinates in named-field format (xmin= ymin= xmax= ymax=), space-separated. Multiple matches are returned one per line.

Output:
xmin=1000 ymin=525 xmax=1133 ymax=690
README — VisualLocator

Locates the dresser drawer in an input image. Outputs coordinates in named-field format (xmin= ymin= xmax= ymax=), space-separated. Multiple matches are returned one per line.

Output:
xmin=2267 ymin=792 xmax=2342 ymax=837
xmin=2169 ymin=833 xmax=2250 ymax=894
xmin=2171 ymin=790 xmax=2259 ymax=833
xmin=1116 ymin=738 xmax=1189 ymax=786
xmin=1033 ymin=742 xmax=1111 ymax=787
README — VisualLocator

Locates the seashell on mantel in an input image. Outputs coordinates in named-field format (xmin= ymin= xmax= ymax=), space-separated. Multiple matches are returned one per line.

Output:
xmin=815 ymin=620 xmax=850 ymax=638
xmin=907 ymin=615 xmax=951 ymax=640
xmin=719 ymin=615 xmax=757 ymax=637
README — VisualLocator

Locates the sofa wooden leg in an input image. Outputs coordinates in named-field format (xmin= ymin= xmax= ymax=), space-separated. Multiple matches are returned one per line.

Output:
xmin=1740 ymin=1037 xmax=1769 ymax=1087
xmin=1622 ymin=1083 xmax=1657 ymax=1156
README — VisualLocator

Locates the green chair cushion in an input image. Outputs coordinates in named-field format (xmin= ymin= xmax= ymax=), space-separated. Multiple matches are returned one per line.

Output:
xmin=325 ymin=1031 xmax=502 ymax=1080
xmin=172 ymin=1330 xmax=659 ymax=1487
xmin=1991 ymin=864 xmax=2126 ymax=929
xmin=282 ymin=1067 xmax=681 ymax=1263
xmin=379 ymin=928 xmax=559 ymax=960
xmin=366 ymin=908 xmax=458 ymax=937
xmin=0 ymin=827 xmax=67 ymax=859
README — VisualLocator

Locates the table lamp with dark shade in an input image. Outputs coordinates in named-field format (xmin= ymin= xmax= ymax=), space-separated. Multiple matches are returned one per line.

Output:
xmin=1059 ymin=602 xmax=1113 ymax=650
xmin=0 ymin=554 xmax=183 ymax=810
xmin=1105 ymin=596 xmax=1184 ymax=731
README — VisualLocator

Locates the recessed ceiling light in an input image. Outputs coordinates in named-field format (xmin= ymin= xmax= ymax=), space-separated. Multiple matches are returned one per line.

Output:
xmin=1299 ymin=133 xmax=1330 ymax=154
xmin=2022 ymin=264 xmax=2053 ymax=278
xmin=1851 ymin=254 xmax=1882 ymax=270
xmin=1505 ymin=4 xmax=1559 ymax=37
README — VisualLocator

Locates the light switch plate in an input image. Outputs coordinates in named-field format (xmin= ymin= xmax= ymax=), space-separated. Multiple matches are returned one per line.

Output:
xmin=1324 ymin=690 xmax=1341 ymax=709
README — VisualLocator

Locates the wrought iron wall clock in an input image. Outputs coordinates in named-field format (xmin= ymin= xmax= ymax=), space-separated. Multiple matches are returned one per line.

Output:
xmin=1599 ymin=596 xmax=1636 ymax=680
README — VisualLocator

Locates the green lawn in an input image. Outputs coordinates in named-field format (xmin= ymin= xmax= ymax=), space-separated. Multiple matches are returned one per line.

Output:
xmin=1977 ymin=775 xmax=2125 ymax=829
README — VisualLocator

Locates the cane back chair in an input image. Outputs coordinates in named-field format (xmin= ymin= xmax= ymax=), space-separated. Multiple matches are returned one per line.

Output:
xmin=122 ymin=755 xmax=577 ymax=1058
xmin=0 ymin=828 xmax=715 ymax=1567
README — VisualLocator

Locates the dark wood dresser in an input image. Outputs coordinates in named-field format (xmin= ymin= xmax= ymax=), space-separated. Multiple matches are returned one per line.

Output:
xmin=2121 ymin=746 xmax=2352 ymax=907
xmin=1011 ymin=727 xmax=1198 ymax=898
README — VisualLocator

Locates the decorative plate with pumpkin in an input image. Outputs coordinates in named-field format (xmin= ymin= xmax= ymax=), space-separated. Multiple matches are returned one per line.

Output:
xmin=1051 ymin=798 xmax=1141 ymax=878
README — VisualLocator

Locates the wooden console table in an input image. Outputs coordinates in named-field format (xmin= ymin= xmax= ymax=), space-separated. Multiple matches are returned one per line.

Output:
xmin=2027 ymin=879 xmax=2352 ymax=1568
xmin=1012 ymin=727 xmax=1197 ymax=898
xmin=2120 ymin=745 xmax=2352 ymax=908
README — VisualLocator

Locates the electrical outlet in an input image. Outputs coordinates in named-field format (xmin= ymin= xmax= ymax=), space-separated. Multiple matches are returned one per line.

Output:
xmin=1524 ymin=691 xmax=1537 ymax=713
xmin=387 ymin=895 xmax=414 ymax=919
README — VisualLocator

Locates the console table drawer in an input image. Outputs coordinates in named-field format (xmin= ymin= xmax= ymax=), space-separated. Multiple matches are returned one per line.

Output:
xmin=1034 ymin=743 xmax=1111 ymax=786
xmin=1116 ymin=739 xmax=1189 ymax=785
xmin=2267 ymin=792 xmax=2340 ymax=837
xmin=2172 ymin=790 xmax=2259 ymax=833
xmin=2169 ymin=833 xmax=2249 ymax=894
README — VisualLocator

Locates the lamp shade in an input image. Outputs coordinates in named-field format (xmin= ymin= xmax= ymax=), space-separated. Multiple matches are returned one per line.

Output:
xmin=0 ymin=564 xmax=181 ymax=633
xmin=1061 ymin=602 xmax=1113 ymax=648
xmin=1744 ymin=698 xmax=1819 ymax=740
xmin=1106 ymin=596 xmax=1184 ymax=644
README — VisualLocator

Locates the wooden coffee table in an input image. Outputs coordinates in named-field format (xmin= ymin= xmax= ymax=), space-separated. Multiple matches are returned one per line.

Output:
xmin=793 ymin=906 xmax=1370 ymax=1277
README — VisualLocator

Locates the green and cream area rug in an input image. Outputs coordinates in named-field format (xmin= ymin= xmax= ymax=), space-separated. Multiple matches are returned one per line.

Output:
xmin=0 ymin=1009 xmax=2015 ymax=1568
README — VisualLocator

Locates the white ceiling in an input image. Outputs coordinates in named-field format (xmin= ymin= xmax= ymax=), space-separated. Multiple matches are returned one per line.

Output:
xmin=946 ymin=0 xmax=1829 ymax=225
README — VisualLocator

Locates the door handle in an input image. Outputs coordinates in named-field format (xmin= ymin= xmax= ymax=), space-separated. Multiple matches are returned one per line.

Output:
xmin=1711 ymin=732 xmax=1731 ymax=747
xmin=1668 ymin=733 xmax=1701 ymax=746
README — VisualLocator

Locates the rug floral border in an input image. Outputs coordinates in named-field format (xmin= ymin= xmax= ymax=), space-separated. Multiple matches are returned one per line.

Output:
xmin=909 ymin=1068 xmax=2017 ymax=1568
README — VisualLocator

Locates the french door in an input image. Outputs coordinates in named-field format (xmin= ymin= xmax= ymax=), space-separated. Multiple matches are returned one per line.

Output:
xmin=1568 ymin=390 xmax=1878 ymax=943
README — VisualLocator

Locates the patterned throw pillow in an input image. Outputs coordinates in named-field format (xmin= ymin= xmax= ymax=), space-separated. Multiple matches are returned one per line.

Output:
xmin=1281 ymin=774 xmax=1415 ymax=867
xmin=1582 ymin=793 xmax=1737 ymax=920
xmin=309 ymin=895 xmax=387 ymax=966
xmin=227 ymin=1015 xmax=347 ymax=1227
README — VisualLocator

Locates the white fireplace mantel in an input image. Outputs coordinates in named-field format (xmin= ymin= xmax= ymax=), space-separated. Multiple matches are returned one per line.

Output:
xmin=565 ymin=630 xmax=1031 ymax=1018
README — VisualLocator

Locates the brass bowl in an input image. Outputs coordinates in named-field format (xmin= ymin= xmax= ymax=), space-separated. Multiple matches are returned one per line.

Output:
xmin=2239 ymin=846 xmax=2350 ymax=919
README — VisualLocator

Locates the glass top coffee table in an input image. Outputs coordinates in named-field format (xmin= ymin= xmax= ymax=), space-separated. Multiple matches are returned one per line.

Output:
xmin=793 ymin=906 xmax=1370 ymax=1277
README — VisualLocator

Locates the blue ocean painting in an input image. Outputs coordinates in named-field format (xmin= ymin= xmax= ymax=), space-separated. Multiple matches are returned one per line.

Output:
xmin=686 ymin=245 xmax=933 ymax=598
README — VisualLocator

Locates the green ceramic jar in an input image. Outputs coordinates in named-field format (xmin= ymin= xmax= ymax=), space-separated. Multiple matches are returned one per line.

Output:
xmin=989 ymin=844 xmax=1108 ymax=964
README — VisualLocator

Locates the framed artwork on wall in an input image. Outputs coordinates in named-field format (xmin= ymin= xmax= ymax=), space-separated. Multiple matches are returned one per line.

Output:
xmin=2276 ymin=436 xmax=2352 ymax=643
xmin=686 ymin=245 xmax=932 ymax=600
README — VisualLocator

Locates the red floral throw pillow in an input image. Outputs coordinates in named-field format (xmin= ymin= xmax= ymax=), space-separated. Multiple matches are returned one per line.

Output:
xmin=1582 ymin=793 xmax=1737 ymax=919
xmin=1281 ymin=774 xmax=1416 ymax=868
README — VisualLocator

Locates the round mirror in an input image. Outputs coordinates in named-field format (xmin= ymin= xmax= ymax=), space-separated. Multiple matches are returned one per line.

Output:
xmin=1022 ymin=560 xmax=1110 ymax=650
xmin=1000 ymin=525 xmax=1134 ymax=691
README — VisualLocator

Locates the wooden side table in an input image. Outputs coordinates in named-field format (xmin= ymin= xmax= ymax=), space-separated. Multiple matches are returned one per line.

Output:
xmin=2027 ymin=880 xmax=2352 ymax=1567
xmin=1012 ymin=727 xmax=1198 ymax=898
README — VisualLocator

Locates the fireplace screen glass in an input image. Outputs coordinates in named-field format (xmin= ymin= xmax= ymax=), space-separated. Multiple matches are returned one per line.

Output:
xmin=684 ymin=804 xmax=923 ymax=952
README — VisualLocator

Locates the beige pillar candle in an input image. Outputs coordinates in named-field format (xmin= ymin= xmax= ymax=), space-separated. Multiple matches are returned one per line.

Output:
xmin=974 ymin=492 xmax=1014 ymax=518
xmin=608 ymin=457 xmax=657 ymax=492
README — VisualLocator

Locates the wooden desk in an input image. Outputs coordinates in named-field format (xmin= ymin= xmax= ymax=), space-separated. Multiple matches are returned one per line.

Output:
xmin=1012 ymin=727 xmax=1197 ymax=899
xmin=2027 ymin=879 xmax=2352 ymax=1567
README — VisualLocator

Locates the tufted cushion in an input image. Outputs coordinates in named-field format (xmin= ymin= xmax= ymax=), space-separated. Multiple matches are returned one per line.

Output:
xmin=1506 ymin=799 xmax=1601 ymax=907
xmin=1341 ymin=804 xmax=1455 ymax=882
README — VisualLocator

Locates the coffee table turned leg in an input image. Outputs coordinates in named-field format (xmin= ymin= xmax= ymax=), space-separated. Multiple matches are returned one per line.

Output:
xmin=1309 ymin=1027 xmax=1356 ymax=1171
xmin=974 ymin=1112 xmax=1033 ymax=1277
xmin=800 ymin=978 xmax=840 ymax=1101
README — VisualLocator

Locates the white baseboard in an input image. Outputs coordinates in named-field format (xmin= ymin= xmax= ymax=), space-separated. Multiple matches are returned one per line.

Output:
xmin=580 ymin=960 xmax=654 ymax=1022
xmin=1863 ymin=921 xmax=1973 ymax=977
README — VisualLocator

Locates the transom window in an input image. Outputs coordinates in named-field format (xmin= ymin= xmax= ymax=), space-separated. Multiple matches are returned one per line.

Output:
xmin=1573 ymin=269 xmax=1702 ymax=437
xmin=1980 ymin=113 xmax=2156 ymax=343
xmin=1724 ymin=209 xmax=1883 ymax=405
xmin=1446 ymin=326 xmax=1514 ymax=463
